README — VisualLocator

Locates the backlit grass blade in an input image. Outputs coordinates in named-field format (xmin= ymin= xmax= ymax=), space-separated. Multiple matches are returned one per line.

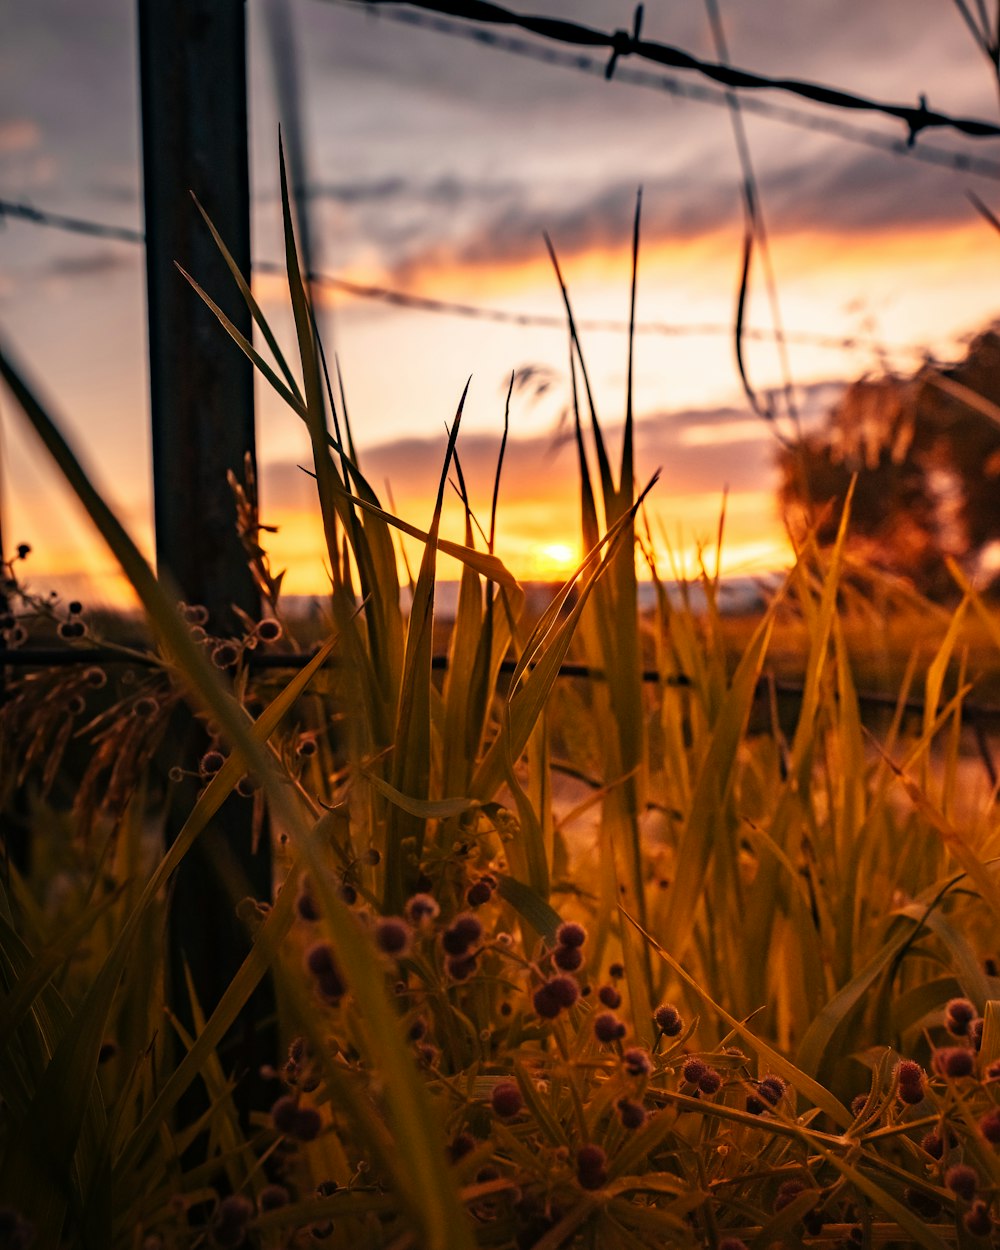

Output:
xmin=190 ymin=192 xmax=303 ymax=402
xmin=383 ymin=382 xmax=467 ymax=909
xmin=795 ymin=912 xmax=933 ymax=1080
xmin=112 ymin=853 xmax=302 ymax=1182
xmin=364 ymin=770 xmax=477 ymax=821
xmin=499 ymin=705 xmax=550 ymax=899
xmin=176 ymin=265 xmax=307 ymax=419
xmin=471 ymin=476 xmax=658 ymax=802
xmin=621 ymin=188 xmax=641 ymax=494
xmin=494 ymin=872 xmax=563 ymax=943
xmin=278 ymin=137 xmax=342 ymax=577
xmin=0 ymin=632 xmax=337 ymax=1238
xmin=343 ymin=489 xmax=518 ymax=588
xmin=622 ymin=907 xmax=852 ymax=1127
xmin=0 ymin=885 xmax=120 ymax=1066
xmin=442 ymin=480 xmax=493 ymax=796
xmin=804 ymin=1135 xmax=951 ymax=1250
xmin=0 ymin=344 xmax=476 ymax=1250
xmin=657 ymin=611 xmax=773 ymax=960
xmin=544 ymin=232 xmax=614 ymax=507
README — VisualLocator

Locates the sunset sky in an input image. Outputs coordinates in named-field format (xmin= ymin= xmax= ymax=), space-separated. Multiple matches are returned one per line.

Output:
xmin=4 ymin=0 xmax=1000 ymax=603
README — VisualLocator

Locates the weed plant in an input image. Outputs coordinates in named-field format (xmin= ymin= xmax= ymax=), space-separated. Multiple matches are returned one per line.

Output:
xmin=3 ymin=162 xmax=1000 ymax=1248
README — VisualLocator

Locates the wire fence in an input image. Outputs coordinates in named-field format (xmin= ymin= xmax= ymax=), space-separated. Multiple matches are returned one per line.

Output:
xmin=342 ymin=1 xmax=1000 ymax=184
xmin=0 ymin=197 xmax=929 ymax=359
xmin=6 ymin=641 xmax=1000 ymax=742
xmin=5 ymin=2 xmax=998 ymax=732
xmin=344 ymin=0 xmax=1000 ymax=143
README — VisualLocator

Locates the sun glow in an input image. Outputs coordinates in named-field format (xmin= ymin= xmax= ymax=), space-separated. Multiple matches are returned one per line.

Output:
xmin=530 ymin=542 xmax=577 ymax=579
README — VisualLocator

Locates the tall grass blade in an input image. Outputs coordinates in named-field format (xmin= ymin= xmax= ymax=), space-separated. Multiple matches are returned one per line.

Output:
xmin=0 ymin=343 xmax=476 ymax=1250
xmin=623 ymin=908 xmax=852 ymax=1126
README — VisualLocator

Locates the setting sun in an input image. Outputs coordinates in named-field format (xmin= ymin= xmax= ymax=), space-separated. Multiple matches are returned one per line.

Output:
xmin=532 ymin=541 xmax=576 ymax=578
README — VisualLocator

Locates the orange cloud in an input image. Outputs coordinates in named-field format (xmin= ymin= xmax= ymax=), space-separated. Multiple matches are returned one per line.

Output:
xmin=0 ymin=119 xmax=41 ymax=155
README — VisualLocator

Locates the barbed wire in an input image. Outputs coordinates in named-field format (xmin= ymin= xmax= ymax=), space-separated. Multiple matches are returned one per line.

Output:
xmin=0 ymin=196 xmax=927 ymax=359
xmin=6 ymin=643 xmax=1000 ymax=736
xmin=0 ymin=200 xmax=144 ymax=245
xmin=337 ymin=2 xmax=1000 ymax=183
xmin=343 ymin=0 xmax=1000 ymax=143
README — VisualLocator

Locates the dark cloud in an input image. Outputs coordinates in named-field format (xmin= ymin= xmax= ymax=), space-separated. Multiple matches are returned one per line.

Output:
xmin=371 ymin=174 xmax=726 ymax=278
xmin=763 ymin=147 xmax=975 ymax=235
xmin=267 ymin=176 xmax=407 ymax=205
xmin=359 ymin=138 xmax=980 ymax=281
xmin=43 ymin=250 xmax=135 ymax=279
xmin=300 ymin=175 xmax=518 ymax=207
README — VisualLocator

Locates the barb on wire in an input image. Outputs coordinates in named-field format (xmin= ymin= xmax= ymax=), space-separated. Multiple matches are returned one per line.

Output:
xmin=344 ymin=0 xmax=1000 ymax=143
xmin=0 ymin=197 xmax=925 ymax=359
xmin=340 ymin=1 xmax=1000 ymax=182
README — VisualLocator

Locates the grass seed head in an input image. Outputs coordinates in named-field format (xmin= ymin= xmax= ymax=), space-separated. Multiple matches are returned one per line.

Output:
xmin=199 ymin=749 xmax=225 ymax=776
xmin=292 ymin=1106 xmax=322 ymax=1141
xmin=405 ymin=892 xmax=440 ymax=924
xmin=258 ymin=1185 xmax=289 ymax=1212
xmin=653 ymin=1003 xmax=683 ymax=1036
xmin=443 ymin=913 xmax=482 ymax=955
xmin=271 ymin=1095 xmax=300 ymax=1134
xmin=491 ymin=1080 xmax=523 ymax=1118
xmin=598 ymin=984 xmax=622 ymax=1009
xmin=576 ymin=1144 xmax=607 ymax=1190
xmin=375 ymin=917 xmax=412 ymax=957
xmin=617 ymin=1097 xmax=647 ymax=1129
xmin=622 ymin=1047 xmax=652 ymax=1077
xmin=465 ymin=880 xmax=493 ymax=907
xmin=256 ymin=618 xmax=282 ymax=642
xmin=553 ymin=943 xmax=583 ymax=972
xmin=212 ymin=1194 xmax=253 ymax=1247
xmin=594 ymin=1012 xmax=626 ymax=1043
xmin=698 ymin=1067 xmax=722 ymax=1095
xmin=945 ymin=997 xmax=977 ymax=1036
xmin=446 ymin=952 xmax=478 ymax=981
xmin=758 ymin=1074 xmax=787 ymax=1104
xmin=934 ymin=1047 xmax=975 ymax=1078
xmin=946 ymin=1163 xmax=978 ymax=1201
xmin=211 ymin=642 xmax=240 ymax=669
xmin=534 ymin=975 xmax=578 ymax=1018
xmin=895 ymin=1059 xmax=926 ymax=1101
xmin=556 ymin=921 xmax=587 ymax=948
xmin=964 ymin=1199 xmax=993 ymax=1236
xmin=921 ymin=1130 xmax=945 ymax=1158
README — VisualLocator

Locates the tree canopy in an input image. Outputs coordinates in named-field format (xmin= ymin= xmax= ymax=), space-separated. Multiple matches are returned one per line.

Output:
xmin=777 ymin=326 xmax=1000 ymax=599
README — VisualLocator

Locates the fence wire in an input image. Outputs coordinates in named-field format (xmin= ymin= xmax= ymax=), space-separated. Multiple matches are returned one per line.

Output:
xmin=6 ymin=643 xmax=1000 ymax=739
xmin=340 ymin=1 xmax=1000 ymax=183
xmin=344 ymin=0 xmax=1000 ymax=143
xmin=0 ymin=197 xmax=926 ymax=359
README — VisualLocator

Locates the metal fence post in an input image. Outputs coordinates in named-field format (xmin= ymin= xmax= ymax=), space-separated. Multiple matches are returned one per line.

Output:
xmin=137 ymin=0 xmax=272 ymax=1126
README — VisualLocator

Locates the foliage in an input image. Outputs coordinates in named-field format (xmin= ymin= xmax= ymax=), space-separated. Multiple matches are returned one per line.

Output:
xmin=3 ymin=166 xmax=1000 ymax=1249
xmin=777 ymin=326 xmax=1000 ymax=599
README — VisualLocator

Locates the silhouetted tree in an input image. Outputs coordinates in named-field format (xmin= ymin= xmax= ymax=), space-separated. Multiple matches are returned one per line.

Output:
xmin=778 ymin=326 xmax=1000 ymax=599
